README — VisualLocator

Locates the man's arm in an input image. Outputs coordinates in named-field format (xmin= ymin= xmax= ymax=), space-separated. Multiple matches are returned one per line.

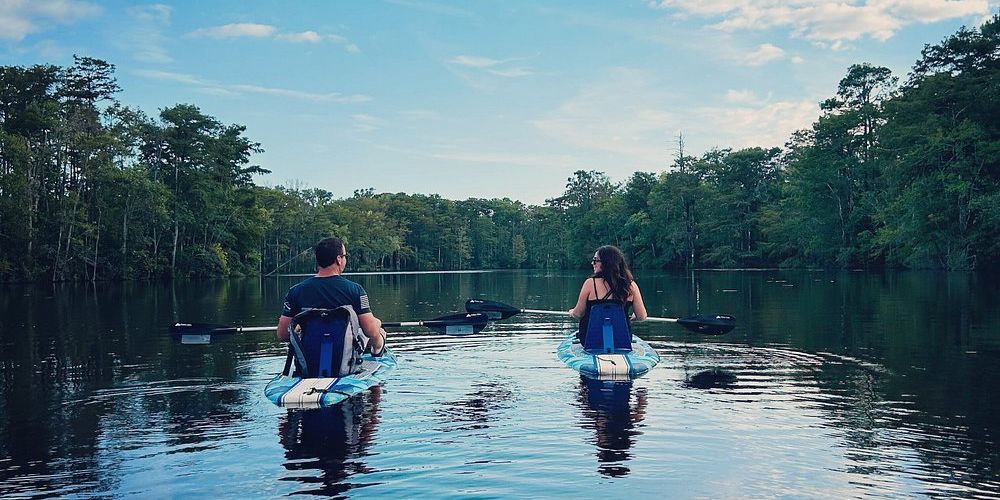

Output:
xmin=358 ymin=312 xmax=385 ymax=354
xmin=276 ymin=315 xmax=292 ymax=342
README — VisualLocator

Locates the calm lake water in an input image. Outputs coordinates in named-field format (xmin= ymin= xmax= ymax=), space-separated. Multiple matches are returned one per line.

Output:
xmin=1 ymin=270 xmax=998 ymax=498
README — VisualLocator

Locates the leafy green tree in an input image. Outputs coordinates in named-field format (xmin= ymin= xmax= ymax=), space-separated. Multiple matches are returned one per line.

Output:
xmin=696 ymin=148 xmax=781 ymax=267
xmin=0 ymin=64 xmax=62 ymax=278
xmin=647 ymin=169 xmax=705 ymax=268
xmin=146 ymin=104 xmax=268 ymax=277
xmin=546 ymin=170 xmax=618 ymax=265
xmin=767 ymin=64 xmax=896 ymax=267
xmin=878 ymin=16 xmax=1000 ymax=269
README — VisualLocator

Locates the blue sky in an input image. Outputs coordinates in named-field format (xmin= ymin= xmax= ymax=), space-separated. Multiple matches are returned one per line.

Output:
xmin=2 ymin=1 xmax=995 ymax=204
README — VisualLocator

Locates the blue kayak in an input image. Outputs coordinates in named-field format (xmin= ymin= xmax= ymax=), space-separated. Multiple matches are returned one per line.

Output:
xmin=264 ymin=349 xmax=397 ymax=408
xmin=557 ymin=334 xmax=659 ymax=380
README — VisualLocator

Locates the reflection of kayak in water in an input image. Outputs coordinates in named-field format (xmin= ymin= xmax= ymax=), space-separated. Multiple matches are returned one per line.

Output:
xmin=277 ymin=386 xmax=383 ymax=496
xmin=557 ymin=334 xmax=660 ymax=380
xmin=265 ymin=350 xmax=397 ymax=409
xmin=577 ymin=377 xmax=648 ymax=478
xmin=581 ymin=376 xmax=633 ymax=413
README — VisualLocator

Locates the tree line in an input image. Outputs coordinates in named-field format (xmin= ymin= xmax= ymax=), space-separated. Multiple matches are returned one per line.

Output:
xmin=1 ymin=18 xmax=997 ymax=281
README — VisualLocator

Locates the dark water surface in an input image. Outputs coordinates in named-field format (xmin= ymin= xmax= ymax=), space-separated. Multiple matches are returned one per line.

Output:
xmin=1 ymin=270 xmax=998 ymax=498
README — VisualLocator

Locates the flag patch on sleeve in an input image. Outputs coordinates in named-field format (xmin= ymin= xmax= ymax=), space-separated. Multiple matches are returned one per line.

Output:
xmin=360 ymin=294 xmax=370 ymax=310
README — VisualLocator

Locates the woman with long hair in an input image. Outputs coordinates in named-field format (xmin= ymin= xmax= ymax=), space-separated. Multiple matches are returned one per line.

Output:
xmin=569 ymin=245 xmax=647 ymax=343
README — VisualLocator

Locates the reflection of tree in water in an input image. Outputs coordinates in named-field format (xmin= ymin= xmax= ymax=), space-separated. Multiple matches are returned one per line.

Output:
xmin=277 ymin=386 xmax=383 ymax=497
xmin=576 ymin=377 xmax=647 ymax=478
xmin=813 ymin=360 xmax=1000 ymax=493
xmin=434 ymin=380 xmax=515 ymax=432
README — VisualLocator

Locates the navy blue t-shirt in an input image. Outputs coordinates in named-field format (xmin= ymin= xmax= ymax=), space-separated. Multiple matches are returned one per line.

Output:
xmin=281 ymin=275 xmax=372 ymax=318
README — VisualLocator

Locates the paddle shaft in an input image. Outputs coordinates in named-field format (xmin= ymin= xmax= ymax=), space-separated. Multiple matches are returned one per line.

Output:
xmin=382 ymin=320 xmax=442 ymax=327
xmin=519 ymin=308 xmax=679 ymax=323
xmin=174 ymin=311 xmax=489 ymax=337
xmin=200 ymin=321 xmax=463 ymax=332
xmin=239 ymin=318 xmax=482 ymax=330
xmin=465 ymin=299 xmax=733 ymax=335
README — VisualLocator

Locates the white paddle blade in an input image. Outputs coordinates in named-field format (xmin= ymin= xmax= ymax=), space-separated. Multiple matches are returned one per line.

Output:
xmin=444 ymin=324 xmax=475 ymax=335
xmin=180 ymin=334 xmax=212 ymax=345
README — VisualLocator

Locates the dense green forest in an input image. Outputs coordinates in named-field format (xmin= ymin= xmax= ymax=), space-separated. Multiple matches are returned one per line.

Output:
xmin=1 ymin=18 xmax=997 ymax=281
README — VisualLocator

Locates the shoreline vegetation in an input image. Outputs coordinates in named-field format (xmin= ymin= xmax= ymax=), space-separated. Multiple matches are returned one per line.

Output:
xmin=1 ymin=18 xmax=997 ymax=283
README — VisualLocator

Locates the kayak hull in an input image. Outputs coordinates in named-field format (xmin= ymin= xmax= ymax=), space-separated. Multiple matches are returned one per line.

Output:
xmin=557 ymin=334 xmax=659 ymax=381
xmin=265 ymin=349 xmax=397 ymax=408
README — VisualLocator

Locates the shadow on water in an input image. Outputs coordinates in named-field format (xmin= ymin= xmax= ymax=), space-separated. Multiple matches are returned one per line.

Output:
xmin=277 ymin=386 xmax=384 ymax=497
xmin=433 ymin=379 xmax=516 ymax=433
xmin=575 ymin=377 xmax=648 ymax=478
xmin=685 ymin=369 xmax=738 ymax=390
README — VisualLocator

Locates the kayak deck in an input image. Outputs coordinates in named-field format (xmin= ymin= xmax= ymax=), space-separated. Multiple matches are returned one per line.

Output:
xmin=264 ymin=349 xmax=397 ymax=408
xmin=556 ymin=334 xmax=659 ymax=381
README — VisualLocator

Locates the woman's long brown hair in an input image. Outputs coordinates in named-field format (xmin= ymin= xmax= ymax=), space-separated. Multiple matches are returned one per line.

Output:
xmin=591 ymin=245 xmax=634 ymax=301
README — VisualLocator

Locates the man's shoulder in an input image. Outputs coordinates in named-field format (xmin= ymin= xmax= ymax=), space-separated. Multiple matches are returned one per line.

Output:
xmin=341 ymin=277 xmax=366 ymax=296
xmin=303 ymin=275 xmax=364 ymax=292
xmin=287 ymin=276 xmax=317 ymax=292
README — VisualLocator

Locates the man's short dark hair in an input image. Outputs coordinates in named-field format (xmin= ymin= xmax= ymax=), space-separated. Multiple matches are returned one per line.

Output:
xmin=315 ymin=237 xmax=345 ymax=268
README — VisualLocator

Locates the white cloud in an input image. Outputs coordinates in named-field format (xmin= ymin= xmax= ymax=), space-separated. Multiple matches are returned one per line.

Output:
xmin=451 ymin=55 xmax=504 ymax=68
xmin=725 ymin=89 xmax=761 ymax=104
xmin=28 ymin=38 xmax=67 ymax=58
xmin=187 ymin=23 xmax=276 ymax=39
xmin=351 ymin=113 xmax=380 ymax=132
xmin=742 ymin=43 xmax=785 ymax=65
xmin=888 ymin=0 xmax=991 ymax=23
xmin=791 ymin=55 xmax=805 ymax=64
xmin=695 ymin=100 xmax=819 ymax=148
xmin=195 ymin=86 xmax=241 ymax=98
xmin=134 ymin=69 xmax=204 ymax=85
xmin=231 ymin=83 xmax=370 ymax=102
xmin=533 ymin=68 xmax=677 ymax=165
xmin=325 ymin=34 xmax=360 ymax=52
xmin=448 ymin=54 xmax=533 ymax=78
xmin=276 ymin=30 xmax=324 ymax=43
xmin=134 ymin=69 xmax=372 ymax=103
xmin=430 ymin=150 xmax=578 ymax=168
xmin=124 ymin=4 xmax=172 ymax=63
xmin=648 ymin=0 xmax=990 ymax=43
xmin=0 ymin=0 xmax=100 ymax=41
xmin=128 ymin=3 xmax=170 ymax=24
xmin=533 ymin=67 xmax=819 ymax=169
xmin=488 ymin=67 xmax=532 ymax=77
xmin=187 ymin=23 xmax=360 ymax=52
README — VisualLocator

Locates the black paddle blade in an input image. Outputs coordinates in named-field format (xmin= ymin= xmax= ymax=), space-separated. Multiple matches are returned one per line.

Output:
xmin=676 ymin=314 xmax=736 ymax=335
xmin=465 ymin=299 xmax=522 ymax=320
xmin=425 ymin=312 xmax=490 ymax=336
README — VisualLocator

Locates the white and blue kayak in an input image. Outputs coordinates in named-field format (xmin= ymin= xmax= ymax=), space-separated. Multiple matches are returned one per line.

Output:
xmin=557 ymin=334 xmax=660 ymax=381
xmin=264 ymin=349 xmax=397 ymax=409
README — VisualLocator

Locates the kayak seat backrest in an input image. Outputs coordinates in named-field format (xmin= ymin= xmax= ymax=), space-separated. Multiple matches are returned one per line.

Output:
xmin=583 ymin=301 xmax=632 ymax=354
xmin=288 ymin=306 xmax=366 ymax=378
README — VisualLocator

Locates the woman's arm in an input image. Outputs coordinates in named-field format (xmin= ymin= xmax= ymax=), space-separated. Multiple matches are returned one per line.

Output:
xmin=630 ymin=281 xmax=648 ymax=320
xmin=568 ymin=281 xmax=591 ymax=318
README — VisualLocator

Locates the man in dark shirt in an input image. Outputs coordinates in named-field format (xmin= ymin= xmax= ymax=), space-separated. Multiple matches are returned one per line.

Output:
xmin=276 ymin=237 xmax=386 ymax=355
